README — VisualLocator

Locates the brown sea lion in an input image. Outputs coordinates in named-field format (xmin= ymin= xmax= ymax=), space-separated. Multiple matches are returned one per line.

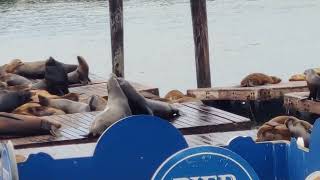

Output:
xmin=256 ymin=116 xmax=292 ymax=142
xmin=0 ymin=73 xmax=32 ymax=86
xmin=240 ymin=73 xmax=281 ymax=87
xmin=285 ymin=117 xmax=312 ymax=148
xmin=164 ymin=90 xmax=203 ymax=104
xmin=13 ymin=102 xmax=66 ymax=116
xmin=88 ymin=95 xmax=108 ymax=111
xmin=0 ymin=112 xmax=61 ymax=136
xmin=44 ymin=57 xmax=69 ymax=96
xmin=289 ymin=74 xmax=306 ymax=81
xmin=89 ymin=74 xmax=132 ymax=136
xmin=30 ymin=90 xmax=79 ymax=103
xmin=0 ymin=90 xmax=32 ymax=112
xmin=305 ymin=69 xmax=320 ymax=101
xmin=116 ymin=77 xmax=153 ymax=115
xmin=38 ymin=95 xmax=90 ymax=114
xmin=3 ymin=59 xmax=24 ymax=73
xmin=68 ymin=56 xmax=91 ymax=85
xmin=9 ymin=59 xmax=77 ymax=79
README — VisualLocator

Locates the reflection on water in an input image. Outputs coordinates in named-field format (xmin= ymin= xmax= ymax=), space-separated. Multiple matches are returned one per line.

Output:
xmin=0 ymin=0 xmax=320 ymax=93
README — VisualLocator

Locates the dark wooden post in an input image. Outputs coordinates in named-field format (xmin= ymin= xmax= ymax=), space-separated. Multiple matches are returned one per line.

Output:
xmin=109 ymin=0 xmax=124 ymax=77
xmin=190 ymin=0 xmax=211 ymax=88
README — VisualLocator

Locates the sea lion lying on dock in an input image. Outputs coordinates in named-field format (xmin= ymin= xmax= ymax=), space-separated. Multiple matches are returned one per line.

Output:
xmin=285 ymin=117 xmax=312 ymax=148
xmin=0 ymin=73 xmax=32 ymax=86
xmin=38 ymin=95 xmax=90 ymax=114
xmin=0 ymin=113 xmax=61 ymax=136
xmin=257 ymin=116 xmax=312 ymax=148
xmin=30 ymin=90 xmax=79 ymax=103
xmin=305 ymin=69 xmax=320 ymax=101
xmin=0 ymin=90 xmax=32 ymax=112
xmin=146 ymin=99 xmax=180 ymax=120
xmin=13 ymin=102 xmax=66 ymax=116
xmin=289 ymin=74 xmax=306 ymax=81
xmin=8 ymin=59 xmax=77 ymax=79
xmin=240 ymin=73 xmax=281 ymax=87
xmin=89 ymin=74 xmax=132 ymax=136
xmin=164 ymin=90 xmax=203 ymax=104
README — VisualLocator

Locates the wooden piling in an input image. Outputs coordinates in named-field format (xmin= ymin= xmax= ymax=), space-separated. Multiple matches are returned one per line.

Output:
xmin=109 ymin=0 xmax=124 ymax=77
xmin=190 ymin=0 xmax=211 ymax=88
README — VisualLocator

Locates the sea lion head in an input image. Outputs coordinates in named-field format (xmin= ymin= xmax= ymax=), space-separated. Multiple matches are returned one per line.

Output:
xmin=304 ymin=69 xmax=316 ymax=76
xmin=270 ymin=76 xmax=281 ymax=84
xmin=6 ymin=59 xmax=23 ymax=73
xmin=88 ymin=95 xmax=107 ymax=111
xmin=285 ymin=117 xmax=312 ymax=148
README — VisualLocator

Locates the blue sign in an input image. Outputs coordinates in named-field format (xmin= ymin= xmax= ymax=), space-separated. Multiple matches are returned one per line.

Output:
xmin=152 ymin=146 xmax=259 ymax=180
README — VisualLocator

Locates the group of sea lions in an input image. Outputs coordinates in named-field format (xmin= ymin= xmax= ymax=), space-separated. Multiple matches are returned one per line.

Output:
xmin=0 ymin=56 xmax=92 ymax=136
xmin=257 ymin=116 xmax=313 ymax=148
xmin=89 ymin=74 xmax=183 ymax=136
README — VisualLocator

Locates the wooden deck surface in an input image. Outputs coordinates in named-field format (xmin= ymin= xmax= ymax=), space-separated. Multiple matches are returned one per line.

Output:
xmin=1 ymin=102 xmax=251 ymax=149
xmin=187 ymin=81 xmax=308 ymax=101
xmin=70 ymin=82 xmax=159 ymax=99
xmin=15 ymin=129 xmax=257 ymax=160
xmin=284 ymin=91 xmax=320 ymax=114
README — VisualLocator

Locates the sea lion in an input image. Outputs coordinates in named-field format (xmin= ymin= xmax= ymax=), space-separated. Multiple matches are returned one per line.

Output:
xmin=67 ymin=56 xmax=91 ymax=85
xmin=13 ymin=102 xmax=66 ymax=116
xmin=256 ymin=116 xmax=292 ymax=142
xmin=30 ymin=90 xmax=79 ymax=103
xmin=9 ymin=59 xmax=77 ymax=79
xmin=164 ymin=90 xmax=203 ymax=104
xmin=305 ymin=69 xmax=320 ymax=101
xmin=0 ymin=73 xmax=32 ymax=86
xmin=88 ymin=95 xmax=108 ymax=111
xmin=44 ymin=57 xmax=69 ymax=96
xmin=289 ymin=74 xmax=306 ymax=81
xmin=0 ymin=112 xmax=61 ymax=136
xmin=116 ymin=77 xmax=153 ymax=115
xmin=146 ymin=99 xmax=180 ymax=120
xmin=89 ymin=74 xmax=132 ymax=136
xmin=240 ymin=73 xmax=281 ymax=87
xmin=285 ymin=117 xmax=312 ymax=148
xmin=0 ymin=90 xmax=32 ymax=112
xmin=38 ymin=95 xmax=90 ymax=114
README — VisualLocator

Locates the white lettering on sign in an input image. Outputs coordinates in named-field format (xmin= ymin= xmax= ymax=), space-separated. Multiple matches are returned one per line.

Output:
xmin=173 ymin=174 xmax=236 ymax=180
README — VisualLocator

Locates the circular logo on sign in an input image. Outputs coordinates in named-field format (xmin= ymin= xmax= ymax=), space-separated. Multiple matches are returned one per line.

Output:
xmin=306 ymin=171 xmax=320 ymax=180
xmin=152 ymin=146 xmax=259 ymax=180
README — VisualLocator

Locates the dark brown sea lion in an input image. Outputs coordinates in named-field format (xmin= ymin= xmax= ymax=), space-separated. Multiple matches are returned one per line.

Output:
xmin=256 ymin=116 xmax=291 ymax=142
xmin=146 ymin=99 xmax=180 ymax=120
xmin=0 ymin=90 xmax=32 ymax=112
xmin=13 ymin=102 xmax=66 ymax=116
xmin=68 ymin=56 xmax=91 ymax=85
xmin=88 ymin=95 xmax=108 ymax=111
xmin=89 ymin=74 xmax=132 ymax=136
xmin=9 ymin=59 xmax=77 ymax=79
xmin=38 ymin=95 xmax=90 ymax=114
xmin=285 ymin=117 xmax=312 ymax=148
xmin=305 ymin=69 xmax=320 ymax=101
xmin=44 ymin=57 xmax=69 ymax=96
xmin=116 ymin=77 xmax=153 ymax=115
xmin=240 ymin=73 xmax=281 ymax=87
xmin=0 ymin=112 xmax=61 ymax=136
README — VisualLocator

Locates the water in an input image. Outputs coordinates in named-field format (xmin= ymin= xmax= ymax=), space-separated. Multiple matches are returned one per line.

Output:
xmin=1 ymin=0 xmax=320 ymax=94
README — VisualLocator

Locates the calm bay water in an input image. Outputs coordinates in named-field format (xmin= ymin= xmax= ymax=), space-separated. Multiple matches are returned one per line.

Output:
xmin=0 ymin=0 xmax=320 ymax=94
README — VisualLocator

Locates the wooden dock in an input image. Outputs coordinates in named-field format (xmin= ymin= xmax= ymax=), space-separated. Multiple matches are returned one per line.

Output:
xmin=1 ymin=102 xmax=251 ymax=149
xmin=284 ymin=92 xmax=320 ymax=114
xmin=15 ymin=129 xmax=257 ymax=160
xmin=187 ymin=81 xmax=308 ymax=101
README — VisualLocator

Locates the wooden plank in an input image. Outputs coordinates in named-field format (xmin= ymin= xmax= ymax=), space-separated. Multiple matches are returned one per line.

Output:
xmin=187 ymin=81 xmax=307 ymax=101
xmin=190 ymin=0 xmax=211 ymax=88
xmin=15 ymin=130 xmax=258 ymax=160
xmin=70 ymin=82 xmax=159 ymax=100
xmin=284 ymin=91 xmax=320 ymax=114
xmin=1 ymin=102 xmax=251 ymax=149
